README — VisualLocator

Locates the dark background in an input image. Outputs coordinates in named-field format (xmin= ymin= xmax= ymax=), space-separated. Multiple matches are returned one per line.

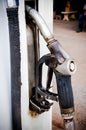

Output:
xmin=53 ymin=0 xmax=86 ymax=17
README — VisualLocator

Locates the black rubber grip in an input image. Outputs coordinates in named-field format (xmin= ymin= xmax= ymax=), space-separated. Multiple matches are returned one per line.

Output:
xmin=55 ymin=72 xmax=74 ymax=113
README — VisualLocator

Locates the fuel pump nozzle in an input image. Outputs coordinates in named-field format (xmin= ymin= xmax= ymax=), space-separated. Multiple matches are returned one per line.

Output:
xmin=26 ymin=5 xmax=77 ymax=130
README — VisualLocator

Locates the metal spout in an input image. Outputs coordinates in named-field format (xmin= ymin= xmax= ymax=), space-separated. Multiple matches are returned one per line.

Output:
xmin=64 ymin=118 xmax=75 ymax=130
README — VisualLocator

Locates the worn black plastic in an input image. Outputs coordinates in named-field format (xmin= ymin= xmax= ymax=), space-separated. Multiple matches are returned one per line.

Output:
xmin=54 ymin=71 xmax=74 ymax=114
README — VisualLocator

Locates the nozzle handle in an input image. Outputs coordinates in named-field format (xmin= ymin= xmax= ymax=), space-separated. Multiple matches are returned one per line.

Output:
xmin=54 ymin=70 xmax=74 ymax=115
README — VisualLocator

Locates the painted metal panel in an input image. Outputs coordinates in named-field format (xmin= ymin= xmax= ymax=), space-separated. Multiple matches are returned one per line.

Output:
xmin=0 ymin=0 xmax=53 ymax=130
xmin=19 ymin=0 xmax=53 ymax=130
xmin=38 ymin=0 xmax=53 ymax=88
xmin=0 ymin=1 xmax=12 ymax=130
xmin=7 ymin=0 xmax=16 ymax=7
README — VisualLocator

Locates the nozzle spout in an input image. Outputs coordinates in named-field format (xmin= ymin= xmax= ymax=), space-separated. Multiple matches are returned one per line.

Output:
xmin=64 ymin=118 xmax=75 ymax=130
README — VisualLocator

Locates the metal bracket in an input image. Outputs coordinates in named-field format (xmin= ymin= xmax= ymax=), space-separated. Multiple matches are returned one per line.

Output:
xmin=29 ymin=54 xmax=59 ymax=114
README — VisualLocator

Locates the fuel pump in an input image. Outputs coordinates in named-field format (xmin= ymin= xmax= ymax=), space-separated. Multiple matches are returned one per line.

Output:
xmin=26 ymin=5 xmax=77 ymax=130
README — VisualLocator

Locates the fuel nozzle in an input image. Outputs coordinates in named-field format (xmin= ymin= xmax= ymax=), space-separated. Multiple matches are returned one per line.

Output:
xmin=54 ymin=70 xmax=75 ymax=130
xmin=47 ymin=39 xmax=76 ymax=130
xmin=26 ymin=5 xmax=76 ymax=129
